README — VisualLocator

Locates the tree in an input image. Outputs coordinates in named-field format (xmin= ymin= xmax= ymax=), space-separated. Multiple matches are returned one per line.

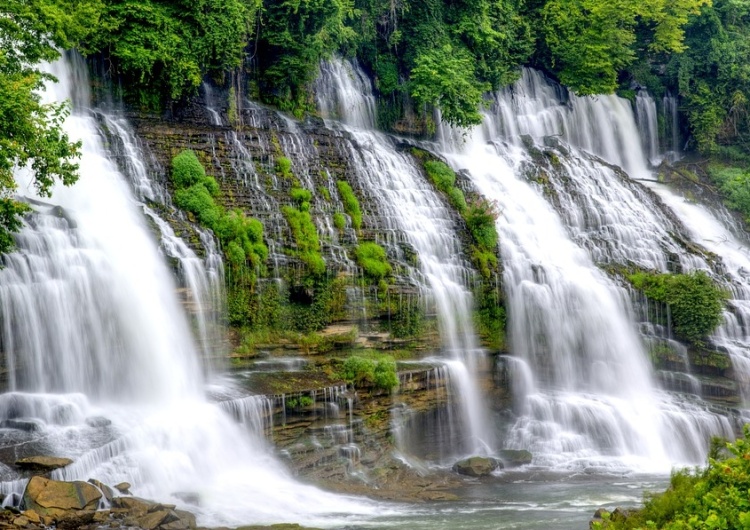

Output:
xmin=0 ymin=0 xmax=100 ymax=254
xmin=542 ymin=0 xmax=709 ymax=95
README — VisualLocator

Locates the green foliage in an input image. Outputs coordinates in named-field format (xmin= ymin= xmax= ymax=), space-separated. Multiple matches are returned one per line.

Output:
xmin=282 ymin=194 xmax=326 ymax=277
xmin=276 ymin=156 xmax=293 ymax=180
xmin=171 ymin=150 xmax=207 ymax=188
xmin=355 ymin=242 xmax=391 ymax=280
xmin=339 ymin=355 xmax=399 ymax=392
xmin=170 ymin=150 xmax=267 ymax=301
xmin=411 ymin=44 xmax=488 ymax=127
xmin=542 ymin=0 xmax=708 ymax=95
xmin=628 ymin=270 xmax=727 ymax=344
xmin=424 ymin=160 xmax=467 ymax=213
xmin=0 ymin=0 xmax=99 ymax=253
xmin=599 ymin=426 xmax=750 ymax=530
xmin=336 ymin=180 xmax=362 ymax=230
xmin=82 ymin=0 xmax=260 ymax=102
xmin=466 ymin=198 xmax=500 ymax=251
xmin=708 ymin=164 xmax=750 ymax=223
xmin=285 ymin=395 xmax=314 ymax=409
xmin=333 ymin=212 xmax=346 ymax=231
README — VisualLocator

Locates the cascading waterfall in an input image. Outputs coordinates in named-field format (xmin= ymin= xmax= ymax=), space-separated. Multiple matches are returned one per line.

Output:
xmin=663 ymin=93 xmax=682 ymax=162
xmin=0 ymin=53 xmax=377 ymax=527
xmin=635 ymin=92 xmax=661 ymax=166
xmin=436 ymin=68 xmax=734 ymax=470
xmin=101 ymin=112 xmax=226 ymax=361
xmin=315 ymin=59 xmax=493 ymax=458
xmin=631 ymin=94 xmax=750 ymax=400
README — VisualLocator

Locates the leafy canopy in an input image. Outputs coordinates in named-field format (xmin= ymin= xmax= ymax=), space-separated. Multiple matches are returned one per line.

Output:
xmin=0 ymin=0 xmax=101 ymax=254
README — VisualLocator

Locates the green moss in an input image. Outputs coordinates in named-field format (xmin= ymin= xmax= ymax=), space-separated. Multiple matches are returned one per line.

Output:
xmin=282 ymin=205 xmax=325 ymax=277
xmin=336 ymin=180 xmax=362 ymax=230
xmin=317 ymin=186 xmax=331 ymax=202
xmin=355 ymin=242 xmax=392 ymax=280
xmin=333 ymin=212 xmax=346 ymax=231
xmin=276 ymin=156 xmax=293 ymax=179
xmin=628 ymin=270 xmax=727 ymax=344
xmin=170 ymin=150 xmax=268 ymax=323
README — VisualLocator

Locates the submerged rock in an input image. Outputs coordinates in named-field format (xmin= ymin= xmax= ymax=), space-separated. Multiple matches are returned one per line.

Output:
xmin=497 ymin=449 xmax=533 ymax=467
xmin=16 ymin=456 xmax=73 ymax=472
xmin=85 ymin=416 xmax=112 ymax=428
xmin=452 ymin=456 xmax=502 ymax=477
xmin=0 ymin=419 xmax=42 ymax=432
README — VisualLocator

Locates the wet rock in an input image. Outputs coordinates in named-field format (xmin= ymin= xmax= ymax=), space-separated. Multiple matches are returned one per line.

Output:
xmin=88 ymin=479 xmax=114 ymax=501
xmin=114 ymin=482 xmax=132 ymax=493
xmin=0 ymin=419 xmax=42 ymax=432
xmin=85 ymin=416 xmax=112 ymax=428
xmin=16 ymin=456 xmax=73 ymax=472
xmin=131 ymin=509 xmax=171 ymax=530
xmin=497 ymin=449 xmax=533 ymax=467
xmin=590 ymin=507 xmax=611 ymax=528
xmin=21 ymin=510 xmax=41 ymax=525
xmin=12 ymin=515 xmax=29 ymax=526
xmin=172 ymin=492 xmax=201 ymax=506
xmin=92 ymin=509 xmax=111 ymax=524
xmin=22 ymin=476 xmax=101 ymax=520
xmin=111 ymin=496 xmax=151 ymax=517
xmin=452 ymin=456 xmax=502 ymax=477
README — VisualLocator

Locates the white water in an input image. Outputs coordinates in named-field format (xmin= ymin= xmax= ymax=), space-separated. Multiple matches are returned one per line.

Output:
xmin=0 ymin=54 xmax=377 ymax=527
xmin=316 ymin=59 xmax=493 ymax=457
xmin=436 ymin=69 xmax=734 ymax=471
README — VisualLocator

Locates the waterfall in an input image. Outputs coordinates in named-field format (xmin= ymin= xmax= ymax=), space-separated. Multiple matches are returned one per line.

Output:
xmin=635 ymin=91 xmax=661 ymax=166
xmin=491 ymin=69 xmax=653 ymax=181
xmin=663 ymin=93 xmax=682 ymax=162
xmin=0 ymin=54 xmax=376 ymax=527
xmin=436 ymin=69 xmax=734 ymax=470
xmin=315 ymin=59 xmax=493 ymax=457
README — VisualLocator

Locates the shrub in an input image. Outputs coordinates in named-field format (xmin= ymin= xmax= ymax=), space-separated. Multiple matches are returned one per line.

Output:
xmin=597 ymin=427 xmax=750 ymax=530
xmin=355 ymin=242 xmax=392 ymax=280
xmin=424 ymin=160 xmax=456 ymax=191
xmin=290 ymin=187 xmax=313 ymax=206
xmin=628 ymin=270 xmax=727 ymax=344
xmin=171 ymin=150 xmax=206 ymax=188
xmin=339 ymin=355 xmax=399 ymax=392
xmin=333 ymin=212 xmax=346 ymax=231
xmin=282 ymin=205 xmax=326 ymax=276
xmin=337 ymin=180 xmax=362 ymax=230
xmin=466 ymin=198 xmax=499 ymax=250
xmin=174 ymin=184 xmax=222 ymax=227
xmin=708 ymin=165 xmax=750 ymax=223
xmin=276 ymin=156 xmax=293 ymax=179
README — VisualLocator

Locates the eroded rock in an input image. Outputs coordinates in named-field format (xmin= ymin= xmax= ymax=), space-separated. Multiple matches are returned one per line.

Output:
xmin=16 ymin=456 xmax=73 ymax=472
xmin=22 ymin=476 xmax=101 ymax=520
xmin=452 ymin=456 xmax=502 ymax=477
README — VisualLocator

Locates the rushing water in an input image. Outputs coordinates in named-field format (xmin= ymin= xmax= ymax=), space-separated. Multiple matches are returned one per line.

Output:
xmin=315 ymin=59 xmax=494 ymax=458
xmin=436 ymin=68 xmax=735 ymax=472
xmin=0 ymin=54 xmax=379 ymax=527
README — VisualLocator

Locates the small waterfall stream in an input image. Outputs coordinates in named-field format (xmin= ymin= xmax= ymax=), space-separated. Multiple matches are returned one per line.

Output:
xmin=315 ymin=59 xmax=493 ymax=457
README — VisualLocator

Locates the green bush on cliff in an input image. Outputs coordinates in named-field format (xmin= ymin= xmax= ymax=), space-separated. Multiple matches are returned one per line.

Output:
xmin=627 ymin=270 xmax=727 ymax=344
xmin=339 ymin=355 xmax=399 ymax=392
xmin=336 ymin=181 xmax=362 ymax=230
xmin=355 ymin=242 xmax=391 ymax=280
xmin=171 ymin=150 xmax=207 ymax=188
xmin=170 ymin=150 xmax=267 ymax=275
xmin=276 ymin=156 xmax=293 ymax=180
xmin=282 ymin=199 xmax=326 ymax=277
xmin=708 ymin=165 xmax=750 ymax=223
xmin=595 ymin=427 xmax=750 ymax=530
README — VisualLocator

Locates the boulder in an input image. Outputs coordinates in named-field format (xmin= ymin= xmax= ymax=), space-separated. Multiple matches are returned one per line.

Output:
xmin=497 ymin=450 xmax=533 ymax=467
xmin=85 ymin=416 xmax=112 ymax=428
xmin=0 ymin=419 xmax=42 ymax=432
xmin=16 ymin=456 xmax=73 ymax=472
xmin=114 ymin=482 xmax=132 ymax=493
xmin=111 ymin=496 xmax=152 ymax=517
xmin=452 ymin=457 xmax=502 ymax=477
xmin=88 ymin=479 xmax=114 ymax=502
xmin=22 ymin=476 xmax=101 ymax=520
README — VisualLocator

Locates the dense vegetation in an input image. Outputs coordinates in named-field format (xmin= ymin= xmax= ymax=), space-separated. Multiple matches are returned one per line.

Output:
xmin=1 ymin=0 xmax=739 ymax=145
xmin=595 ymin=427 xmax=750 ymax=529
xmin=627 ymin=270 xmax=727 ymax=344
